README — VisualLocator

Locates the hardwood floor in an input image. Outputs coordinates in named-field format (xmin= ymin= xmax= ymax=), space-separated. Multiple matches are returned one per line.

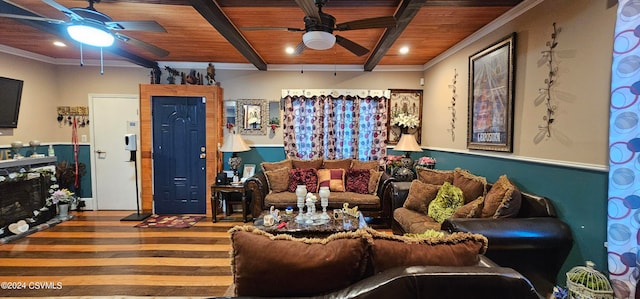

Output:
xmin=0 ymin=210 xmax=241 ymax=297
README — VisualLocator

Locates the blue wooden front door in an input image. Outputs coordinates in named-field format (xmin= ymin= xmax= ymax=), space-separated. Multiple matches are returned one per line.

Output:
xmin=152 ymin=96 xmax=206 ymax=214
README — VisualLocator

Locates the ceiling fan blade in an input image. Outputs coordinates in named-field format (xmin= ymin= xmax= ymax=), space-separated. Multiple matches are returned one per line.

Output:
xmin=0 ymin=13 xmax=64 ymax=24
xmin=294 ymin=41 xmax=306 ymax=55
xmin=106 ymin=21 xmax=167 ymax=32
xmin=241 ymin=26 xmax=305 ymax=32
xmin=335 ymin=16 xmax=396 ymax=31
xmin=42 ymin=0 xmax=83 ymax=21
xmin=335 ymin=35 xmax=369 ymax=57
xmin=295 ymin=0 xmax=321 ymax=23
xmin=114 ymin=33 xmax=169 ymax=57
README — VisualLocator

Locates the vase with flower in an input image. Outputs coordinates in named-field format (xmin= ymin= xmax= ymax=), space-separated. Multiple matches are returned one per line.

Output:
xmin=47 ymin=186 xmax=77 ymax=218
xmin=392 ymin=113 xmax=420 ymax=134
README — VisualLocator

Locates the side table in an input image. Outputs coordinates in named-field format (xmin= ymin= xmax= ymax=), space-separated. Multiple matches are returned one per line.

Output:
xmin=211 ymin=184 xmax=249 ymax=223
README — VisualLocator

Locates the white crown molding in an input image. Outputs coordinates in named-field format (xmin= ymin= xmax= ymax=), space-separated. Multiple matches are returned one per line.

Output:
xmin=423 ymin=0 xmax=544 ymax=70
xmin=0 ymin=44 xmax=140 ymax=68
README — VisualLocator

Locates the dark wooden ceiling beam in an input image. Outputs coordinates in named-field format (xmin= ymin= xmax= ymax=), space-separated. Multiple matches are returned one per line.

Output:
xmin=364 ymin=0 xmax=427 ymax=71
xmin=188 ymin=0 xmax=267 ymax=71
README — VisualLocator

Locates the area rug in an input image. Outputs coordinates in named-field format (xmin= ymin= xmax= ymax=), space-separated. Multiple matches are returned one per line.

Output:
xmin=134 ymin=214 xmax=204 ymax=228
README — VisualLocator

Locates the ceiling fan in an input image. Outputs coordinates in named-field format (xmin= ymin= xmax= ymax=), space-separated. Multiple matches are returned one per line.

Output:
xmin=0 ymin=0 xmax=169 ymax=57
xmin=242 ymin=0 xmax=396 ymax=57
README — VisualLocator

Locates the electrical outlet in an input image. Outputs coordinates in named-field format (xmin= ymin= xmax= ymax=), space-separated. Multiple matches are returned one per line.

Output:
xmin=81 ymin=135 xmax=87 ymax=142
xmin=604 ymin=242 xmax=608 ymax=248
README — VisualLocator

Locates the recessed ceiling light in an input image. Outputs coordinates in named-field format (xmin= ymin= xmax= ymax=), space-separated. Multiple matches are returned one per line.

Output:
xmin=53 ymin=41 xmax=66 ymax=47
xmin=399 ymin=46 xmax=409 ymax=54
xmin=285 ymin=47 xmax=295 ymax=54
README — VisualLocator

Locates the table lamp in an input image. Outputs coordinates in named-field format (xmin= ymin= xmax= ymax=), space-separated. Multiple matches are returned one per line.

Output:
xmin=220 ymin=133 xmax=251 ymax=183
xmin=392 ymin=134 xmax=423 ymax=181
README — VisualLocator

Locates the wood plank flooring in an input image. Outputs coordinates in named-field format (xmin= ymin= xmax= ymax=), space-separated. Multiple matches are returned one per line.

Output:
xmin=0 ymin=210 xmax=241 ymax=297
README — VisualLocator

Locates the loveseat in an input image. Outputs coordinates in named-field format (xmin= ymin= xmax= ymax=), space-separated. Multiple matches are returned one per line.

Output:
xmin=244 ymin=158 xmax=396 ymax=226
xmin=385 ymin=167 xmax=573 ymax=296
xmin=220 ymin=225 xmax=543 ymax=298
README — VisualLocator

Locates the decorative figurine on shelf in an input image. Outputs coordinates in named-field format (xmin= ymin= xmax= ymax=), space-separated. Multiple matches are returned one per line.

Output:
xmin=186 ymin=69 xmax=200 ymax=85
xmin=206 ymin=63 xmax=216 ymax=85
xmin=164 ymin=66 xmax=180 ymax=84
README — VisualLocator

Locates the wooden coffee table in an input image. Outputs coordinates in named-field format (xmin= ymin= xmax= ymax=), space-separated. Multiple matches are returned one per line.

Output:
xmin=253 ymin=211 xmax=368 ymax=237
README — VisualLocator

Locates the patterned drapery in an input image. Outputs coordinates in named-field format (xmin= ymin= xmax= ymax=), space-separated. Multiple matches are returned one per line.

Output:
xmin=282 ymin=94 xmax=388 ymax=161
xmin=608 ymin=1 xmax=640 ymax=298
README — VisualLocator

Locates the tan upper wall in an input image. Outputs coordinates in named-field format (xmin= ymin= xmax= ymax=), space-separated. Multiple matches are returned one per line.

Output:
xmin=422 ymin=0 xmax=615 ymax=167
xmin=0 ymin=0 xmax=614 ymax=168
xmin=216 ymin=70 xmax=423 ymax=145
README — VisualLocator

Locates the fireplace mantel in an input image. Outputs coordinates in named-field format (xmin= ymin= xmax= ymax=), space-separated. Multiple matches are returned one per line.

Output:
xmin=0 ymin=156 xmax=56 ymax=173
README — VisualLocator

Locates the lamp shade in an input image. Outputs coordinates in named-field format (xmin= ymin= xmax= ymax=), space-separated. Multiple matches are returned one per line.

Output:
xmin=302 ymin=31 xmax=336 ymax=50
xmin=394 ymin=134 xmax=422 ymax=152
xmin=220 ymin=133 xmax=250 ymax=153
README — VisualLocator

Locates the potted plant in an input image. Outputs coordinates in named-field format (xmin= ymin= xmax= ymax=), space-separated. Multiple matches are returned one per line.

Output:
xmin=46 ymin=185 xmax=77 ymax=218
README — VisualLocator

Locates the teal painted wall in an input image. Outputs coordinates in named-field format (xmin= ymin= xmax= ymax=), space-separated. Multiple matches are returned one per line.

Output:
xmin=230 ymin=145 xmax=607 ymax=284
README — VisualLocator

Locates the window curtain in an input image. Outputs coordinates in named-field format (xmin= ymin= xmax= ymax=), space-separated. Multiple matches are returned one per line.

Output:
xmin=608 ymin=1 xmax=640 ymax=298
xmin=282 ymin=92 xmax=388 ymax=161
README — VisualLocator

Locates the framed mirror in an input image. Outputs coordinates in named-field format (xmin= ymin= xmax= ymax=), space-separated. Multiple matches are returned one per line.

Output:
xmin=236 ymin=99 xmax=268 ymax=135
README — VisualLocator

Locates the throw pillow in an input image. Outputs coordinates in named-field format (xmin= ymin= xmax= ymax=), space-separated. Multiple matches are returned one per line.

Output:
xmin=427 ymin=182 xmax=464 ymax=223
xmin=453 ymin=196 xmax=484 ymax=218
xmin=403 ymin=180 xmax=440 ymax=214
xmin=264 ymin=168 xmax=290 ymax=193
xmin=292 ymin=158 xmax=323 ymax=169
xmin=345 ymin=168 xmax=370 ymax=194
xmin=229 ymin=226 xmax=371 ymax=297
xmin=416 ymin=168 xmax=454 ymax=185
xmin=368 ymin=170 xmax=384 ymax=195
xmin=260 ymin=159 xmax=292 ymax=172
xmin=288 ymin=168 xmax=319 ymax=193
xmin=480 ymin=175 xmax=522 ymax=218
xmin=323 ymin=159 xmax=353 ymax=171
xmin=453 ymin=168 xmax=487 ymax=203
xmin=365 ymin=228 xmax=488 ymax=274
xmin=351 ymin=160 xmax=381 ymax=171
xmin=317 ymin=168 xmax=346 ymax=191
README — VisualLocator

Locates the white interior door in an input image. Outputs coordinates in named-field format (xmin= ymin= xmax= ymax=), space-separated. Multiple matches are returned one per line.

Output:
xmin=90 ymin=95 xmax=139 ymax=210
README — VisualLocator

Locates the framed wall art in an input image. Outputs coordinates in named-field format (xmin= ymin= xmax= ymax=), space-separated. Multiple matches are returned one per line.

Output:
xmin=236 ymin=99 xmax=268 ymax=135
xmin=387 ymin=89 xmax=423 ymax=145
xmin=467 ymin=33 xmax=516 ymax=152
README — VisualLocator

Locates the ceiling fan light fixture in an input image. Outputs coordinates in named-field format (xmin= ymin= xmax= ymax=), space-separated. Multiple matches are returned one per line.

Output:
xmin=302 ymin=31 xmax=335 ymax=50
xmin=67 ymin=24 xmax=115 ymax=47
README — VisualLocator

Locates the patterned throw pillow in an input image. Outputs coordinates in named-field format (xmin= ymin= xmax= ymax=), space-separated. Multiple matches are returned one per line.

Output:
xmin=345 ymin=169 xmax=370 ymax=194
xmin=427 ymin=182 xmax=465 ymax=223
xmin=317 ymin=169 xmax=346 ymax=192
xmin=288 ymin=168 xmax=319 ymax=193
xmin=264 ymin=168 xmax=290 ymax=193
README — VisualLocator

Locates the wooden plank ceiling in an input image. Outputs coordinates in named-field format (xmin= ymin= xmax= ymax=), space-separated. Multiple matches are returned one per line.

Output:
xmin=0 ymin=0 xmax=521 ymax=71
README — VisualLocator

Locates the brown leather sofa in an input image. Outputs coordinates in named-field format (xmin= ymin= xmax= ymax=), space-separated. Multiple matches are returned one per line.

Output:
xmin=386 ymin=180 xmax=573 ymax=296
xmin=215 ymin=256 xmax=543 ymax=299
xmin=244 ymin=171 xmax=396 ymax=226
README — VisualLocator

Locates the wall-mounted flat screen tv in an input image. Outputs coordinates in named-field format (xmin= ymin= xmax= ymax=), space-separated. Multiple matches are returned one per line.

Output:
xmin=0 ymin=76 xmax=24 ymax=128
